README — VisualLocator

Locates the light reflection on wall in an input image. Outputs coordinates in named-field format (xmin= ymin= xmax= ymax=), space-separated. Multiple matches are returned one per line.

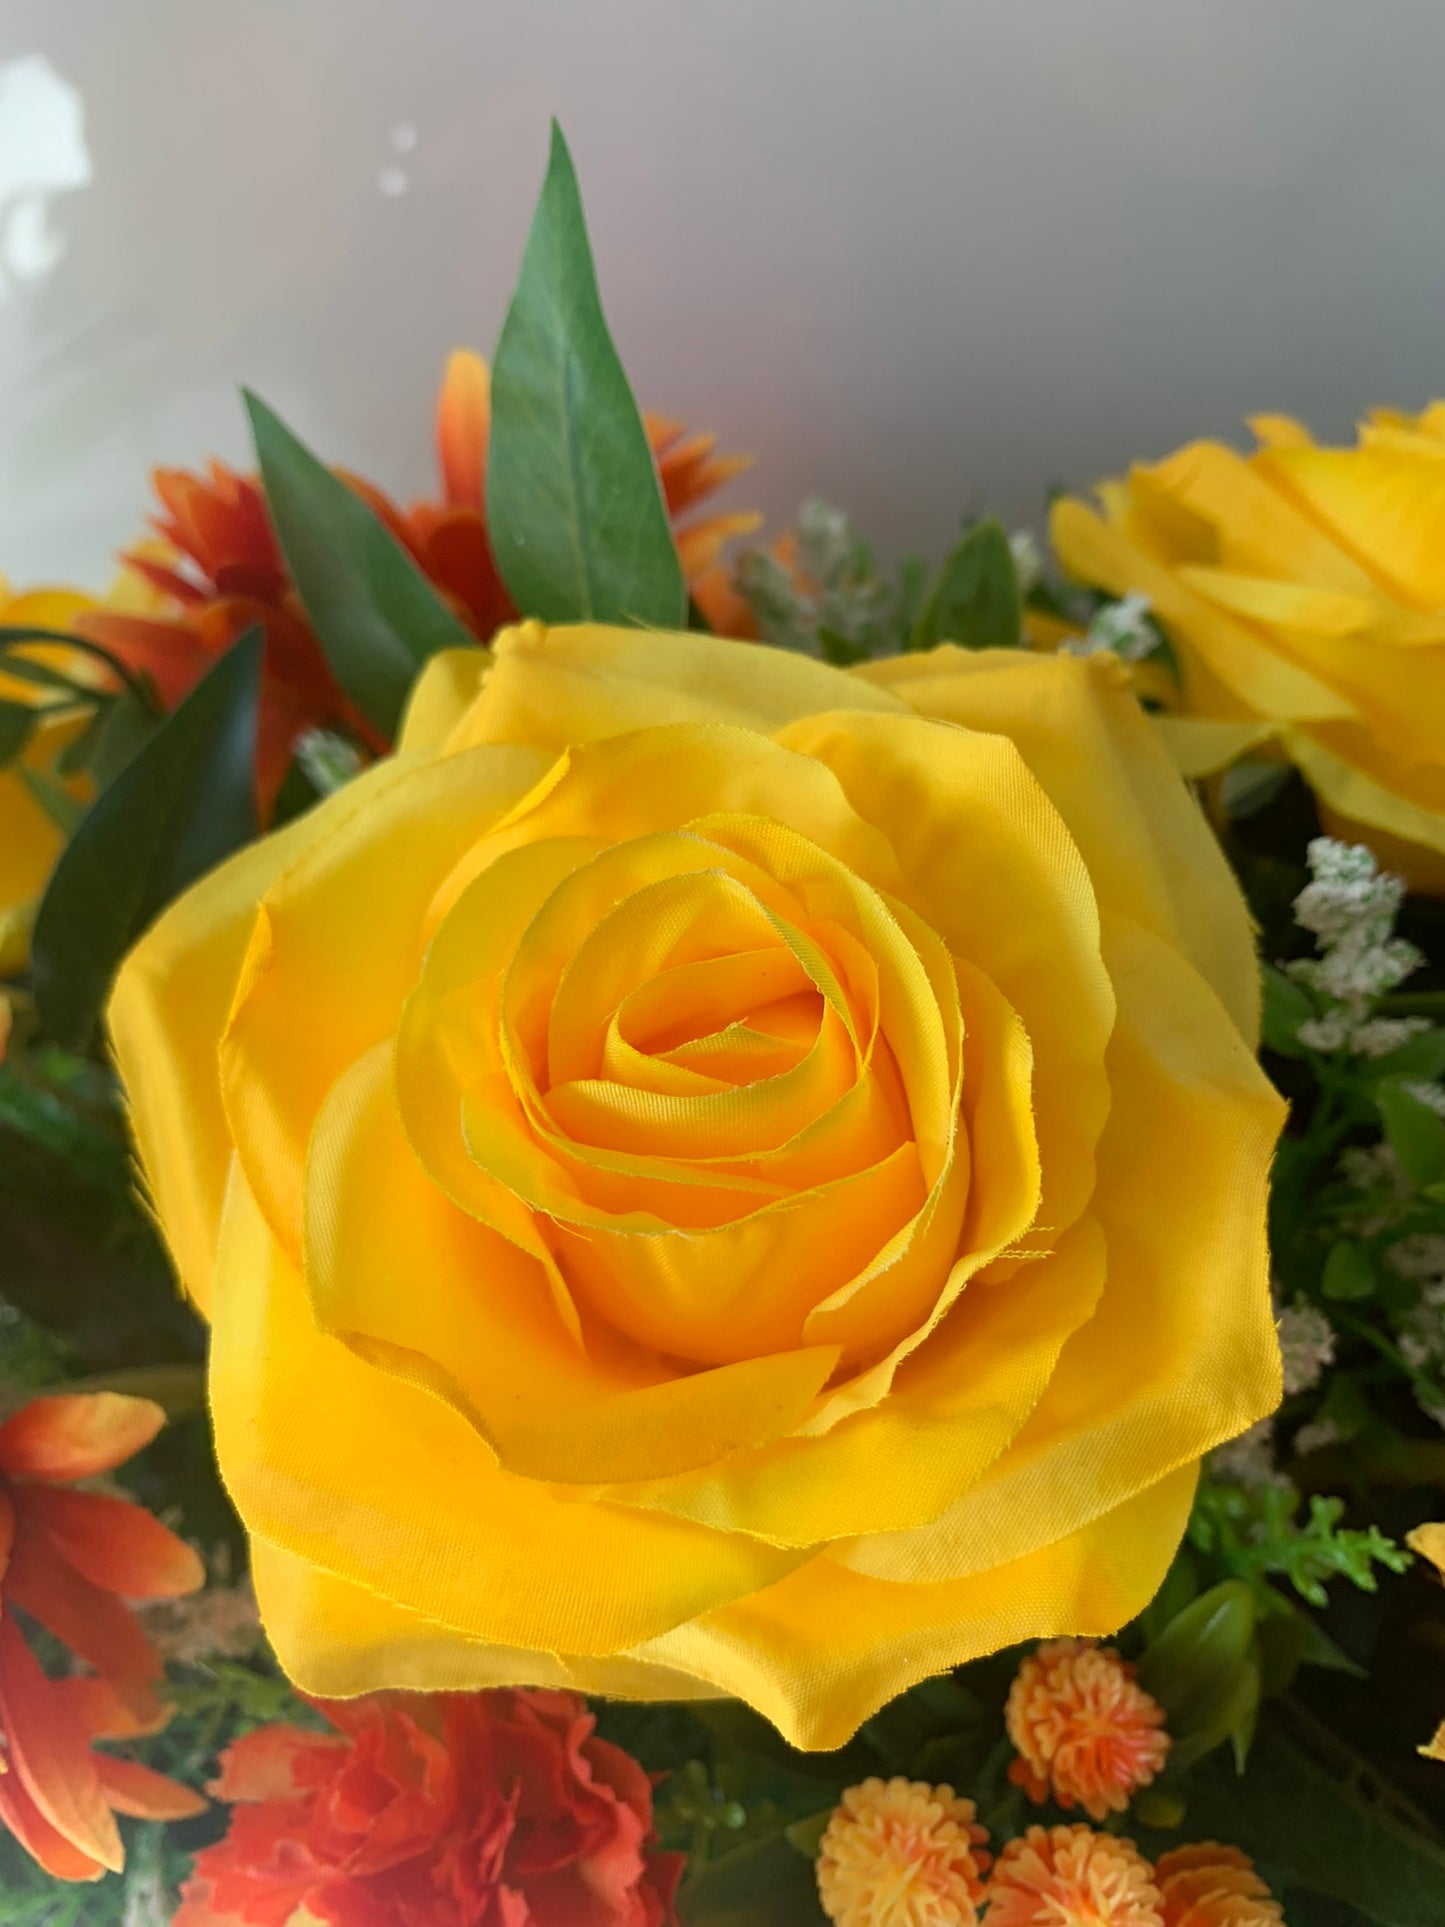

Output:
xmin=0 ymin=55 xmax=90 ymax=296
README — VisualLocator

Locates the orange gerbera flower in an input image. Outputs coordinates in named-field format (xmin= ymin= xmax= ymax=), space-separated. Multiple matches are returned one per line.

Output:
xmin=816 ymin=1776 xmax=991 ymax=1927
xmin=1006 ymin=1639 xmax=1171 ymax=1821
xmin=1154 ymin=1843 xmax=1283 ymax=1927
xmin=985 ymin=1826 xmax=1162 ymax=1927
xmin=0 ymin=1392 xmax=206 ymax=1880
xmin=79 ymin=353 xmax=754 ymax=808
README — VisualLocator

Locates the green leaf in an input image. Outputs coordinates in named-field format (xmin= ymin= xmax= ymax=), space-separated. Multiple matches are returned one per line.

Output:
xmin=31 ymin=631 xmax=263 ymax=1051
xmin=1321 ymin=1240 xmax=1377 ymax=1301
xmin=245 ymin=390 xmax=476 ymax=738
xmin=1160 ymin=1720 xmax=1445 ymax=1926
xmin=1261 ymin=963 xmax=1314 ymax=1057
xmin=19 ymin=766 xmax=85 ymax=834
xmin=1220 ymin=759 xmax=1292 ymax=820
xmin=1138 ymin=1579 xmax=1261 ymax=1768
xmin=1377 ymin=1083 xmax=1445 ymax=1191
xmin=487 ymin=122 xmax=686 ymax=630
xmin=910 ymin=519 xmax=1021 ymax=652
xmin=84 ymin=689 xmax=160 ymax=790
xmin=677 ymin=1835 xmax=826 ymax=1927
xmin=1363 ymin=1030 xmax=1445 ymax=1084
xmin=0 ymin=697 xmax=36 ymax=765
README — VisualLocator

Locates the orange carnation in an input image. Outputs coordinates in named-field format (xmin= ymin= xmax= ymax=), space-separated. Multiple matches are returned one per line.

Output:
xmin=1006 ymin=1638 xmax=1170 ymax=1820
xmin=816 ymin=1776 xmax=991 ymax=1927
xmin=985 ymin=1825 xmax=1162 ymax=1927
xmin=1154 ymin=1843 xmax=1283 ymax=1927
xmin=176 ymin=1686 xmax=684 ymax=1927
xmin=0 ymin=1393 xmax=206 ymax=1880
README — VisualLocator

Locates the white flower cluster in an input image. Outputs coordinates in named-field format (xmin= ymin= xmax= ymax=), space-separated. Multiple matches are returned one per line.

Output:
xmin=737 ymin=499 xmax=897 ymax=659
xmin=1278 ymin=1298 xmax=1335 ymax=1396
xmin=139 ymin=1547 xmax=262 ymax=1667
xmin=296 ymin=727 xmax=364 ymax=797
xmin=1287 ymin=839 xmax=1430 ymax=1059
xmin=1061 ymin=590 xmax=1158 ymax=663
xmin=1008 ymin=529 xmax=1044 ymax=595
xmin=1392 ymin=1235 xmax=1445 ymax=1429
xmin=1211 ymin=1418 xmax=1292 ymax=1493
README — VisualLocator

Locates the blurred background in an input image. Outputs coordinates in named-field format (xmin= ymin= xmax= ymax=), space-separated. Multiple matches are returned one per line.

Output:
xmin=4 ymin=0 xmax=1445 ymax=586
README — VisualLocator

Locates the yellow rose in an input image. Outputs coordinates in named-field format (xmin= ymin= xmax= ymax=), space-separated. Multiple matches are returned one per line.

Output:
xmin=0 ymin=583 xmax=102 ymax=976
xmin=109 ymin=623 xmax=1281 ymax=1748
xmin=1051 ymin=406 xmax=1445 ymax=891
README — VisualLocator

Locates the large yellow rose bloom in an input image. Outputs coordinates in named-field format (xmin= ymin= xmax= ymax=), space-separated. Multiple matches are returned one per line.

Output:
xmin=1051 ymin=406 xmax=1445 ymax=890
xmin=108 ymin=624 xmax=1282 ymax=1748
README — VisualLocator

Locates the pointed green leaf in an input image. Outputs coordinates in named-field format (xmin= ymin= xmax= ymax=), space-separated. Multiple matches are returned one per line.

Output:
xmin=245 ymin=391 xmax=476 ymax=738
xmin=1321 ymin=1240 xmax=1377 ymax=1302
xmin=910 ymin=518 xmax=1022 ymax=652
xmin=0 ymin=698 xmax=35 ymax=766
xmin=1377 ymin=1082 xmax=1445 ymax=1191
xmin=19 ymin=767 xmax=85 ymax=834
xmin=488 ymin=123 xmax=686 ymax=629
xmin=1138 ymin=1578 xmax=1258 ymax=1753
xmin=32 ymin=631 xmax=263 ymax=1051
xmin=1261 ymin=963 xmax=1315 ymax=1057
xmin=1160 ymin=1721 xmax=1445 ymax=1926
xmin=677 ymin=1834 xmax=827 ymax=1927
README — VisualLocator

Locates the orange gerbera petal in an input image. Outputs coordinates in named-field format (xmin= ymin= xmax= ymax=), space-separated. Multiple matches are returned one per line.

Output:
xmin=0 ymin=1394 xmax=165 ymax=1484
xmin=0 ymin=1767 xmax=108 ymax=1882
xmin=51 ymin=1673 xmax=168 ymax=1742
xmin=92 ymin=1752 xmax=207 ymax=1822
xmin=74 ymin=610 xmax=221 ymax=709
xmin=1006 ymin=1639 xmax=1171 ymax=1821
xmin=4 ymin=1521 xmax=163 ymax=1722
xmin=17 ymin=1485 xmax=205 ymax=1600
xmin=0 ymin=1485 xmax=14 ymax=1582
xmin=0 ymin=1613 xmax=123 ymax=1874
xmin=437 ymin=348 xmax=491 ymax=511
xmin=985 ymin=1825 xmax=1162 ymax=1927
xmin=1154 ymin=1843 xmax=1283 ymax=1927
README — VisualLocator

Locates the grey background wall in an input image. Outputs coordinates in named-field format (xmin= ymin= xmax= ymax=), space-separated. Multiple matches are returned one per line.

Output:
xmin=4 ymin=0 xmax=1444 ymax=585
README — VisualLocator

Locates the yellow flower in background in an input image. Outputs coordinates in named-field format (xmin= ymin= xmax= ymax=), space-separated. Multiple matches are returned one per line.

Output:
xmin=1406 ymin=1521 xmax=1445 ymax=1762
xmin=108 ymin=624 xmax=1281 ymax=1749
xmin=0 ymin=582 xmax=100 ymax=976
xmin=1051 ymin=405 xmax=1445 ymax=891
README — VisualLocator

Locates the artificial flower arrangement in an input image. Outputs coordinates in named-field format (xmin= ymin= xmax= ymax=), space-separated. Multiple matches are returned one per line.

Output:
xmin=1 ymin=122 xmax=1444 ymax=1925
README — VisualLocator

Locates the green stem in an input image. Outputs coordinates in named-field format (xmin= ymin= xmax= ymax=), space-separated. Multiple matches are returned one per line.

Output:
xmin=0 ymin=626 xmax=163 ymax=717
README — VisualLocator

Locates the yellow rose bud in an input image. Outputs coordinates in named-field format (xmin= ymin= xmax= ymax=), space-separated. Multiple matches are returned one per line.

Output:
xmin=1051 ymin=406 xmax=1445 ymax=892
xmin=108 ymin=623 xmax=1282 ymax=1748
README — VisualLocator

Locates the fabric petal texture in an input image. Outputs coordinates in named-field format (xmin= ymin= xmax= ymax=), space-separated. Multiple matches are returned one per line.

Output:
xmin=109 ymin=623 xmax=1282 ymax=1747
xmin=1050 ymin=405 xmax=1445 ymax=889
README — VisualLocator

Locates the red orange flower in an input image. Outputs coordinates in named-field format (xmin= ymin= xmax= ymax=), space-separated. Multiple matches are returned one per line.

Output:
xmin=985 ymin=1825 xmax=1162 ymax=1927
xmin=1154 ymin=1843 xmax=1283 ymax=1927
xmin=79 ymin=352 xmax=753 ymax=808
xmin=175 ymin=1685 xmax=684 ymax=1927
xmin=1006 ymin=1639 xmax=1171 ymax=1821
xmin=0 ymin=1392 xmax=206 ymax=1880
xmin=816 ymin=1776 xmax=991 ymax=1927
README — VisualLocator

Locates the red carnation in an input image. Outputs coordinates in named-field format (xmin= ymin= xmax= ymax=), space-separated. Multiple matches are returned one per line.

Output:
xmin=176 ymin=1686 xmax=685 ymax=1927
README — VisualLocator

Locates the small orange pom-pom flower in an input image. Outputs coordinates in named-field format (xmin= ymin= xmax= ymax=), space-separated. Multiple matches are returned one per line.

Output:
xmin=985 ymin=1825 xmax=1162 ymax=1927
xmin=1006 ymin=1638 xmax=1171 ymax=1820
xmin=816 ymin=1776 xmax=991 ymax=1927
xmin=1154 ymin=1843 xmax=1283 ymax=1927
